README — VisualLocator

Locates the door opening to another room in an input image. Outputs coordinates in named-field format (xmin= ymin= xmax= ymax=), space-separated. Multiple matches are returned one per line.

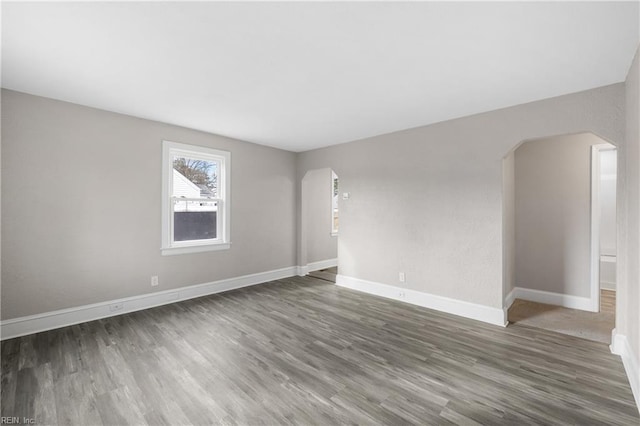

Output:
xmin=301 ymin=168 xmax=339 ymax=282
xmin=503 ymin=132 xmax=618 ymax=344
xmin=591 ymin=144 xmax=617 ymax=316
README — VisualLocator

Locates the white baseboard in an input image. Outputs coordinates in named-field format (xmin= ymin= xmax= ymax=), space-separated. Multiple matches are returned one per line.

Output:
xmin=0 ymin=266 xmax=298 ymax=340
xmin=504 ymin=288 xmax=517 ymax=310
xmin=510 ymin=287 xmax=594 ymax=312
xmin=307 ymin=258 xmax=337 ymax=272
xmin=297 ymin=258 xmax=337 ymax=276
xmin=336 ymin=274 xmax=507 ymax=327
xmin=610 ymin=330 xmax=640 ymax=413
xmin=600 ymin=281 xmax=617 ymax=291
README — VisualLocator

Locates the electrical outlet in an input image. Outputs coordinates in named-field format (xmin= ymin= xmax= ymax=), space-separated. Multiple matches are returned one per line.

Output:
xmin=109 ymin=303 xmax=123 ymax=312
xmin=399 ymin=272 xmax=406 ymax=283
xmin=151 ymin=276 xmax=159 ymax=287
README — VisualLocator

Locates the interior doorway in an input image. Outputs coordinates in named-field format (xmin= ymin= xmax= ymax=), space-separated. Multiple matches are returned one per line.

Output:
xmin=300 ymin=168 xmax=339 ymax=282
xmin=503 ymin=132 xmax=618 ymax=344
xmin=591 ymin=144 xmax=617 ymax=315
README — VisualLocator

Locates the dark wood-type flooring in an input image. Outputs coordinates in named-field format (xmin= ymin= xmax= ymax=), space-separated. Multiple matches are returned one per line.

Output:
xmin=2 ymin=276 xmax=638 ymax=425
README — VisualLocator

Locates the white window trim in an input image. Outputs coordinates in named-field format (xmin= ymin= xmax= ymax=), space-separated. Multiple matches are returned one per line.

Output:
xmin=161 ymin=140 xmax=231 ymax=255
xmin=331 ymin=171 xmax=339 ymax=236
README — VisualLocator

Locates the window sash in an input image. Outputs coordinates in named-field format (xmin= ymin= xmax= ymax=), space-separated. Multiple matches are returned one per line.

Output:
xmin=171 ymin=155 xmax=220 ymax=198
xmin=170 ymin=198 xmax=223 ymax=246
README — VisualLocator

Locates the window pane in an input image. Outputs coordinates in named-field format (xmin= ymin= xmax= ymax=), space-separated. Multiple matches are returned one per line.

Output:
xmin=172 ymin=156 xmax=218 ymax=198
xmin=173 ymin=199 xmax=217 ymax=241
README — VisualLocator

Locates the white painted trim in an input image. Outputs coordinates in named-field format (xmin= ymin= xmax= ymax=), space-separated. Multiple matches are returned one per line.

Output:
xmin=610 ymin=330 xmax=640 ymax=413
xmin=504 ymin=288 xmax=517 ymax=310
xmin=162 ymin=242 xmax=231 ymax=256
xmin=307 ymin=258 xmax=338 ymax=272
xmin=511 ymin=287 xmax=594 ymax=312
xmin=599 ymin=254 xmax=617 ymax=290
xmin=336 ymin=274 xmax=507 ymax=327
xmin=0 ymin=266 xmax=297 ymax=341
xmin=161 ymin=140 xmax=231 ymax=255
xmin=600 ymin=281 xmax=616 ymax=291
xmin=297 ymin=258 xmax=337 ymax=276
xmin=331 ymin=170 xmax=339 ymax=235
xmin=590 ymin=143 xmax=618 ymax=312
xmin=590 ymin=145 xmax=603 ymax=312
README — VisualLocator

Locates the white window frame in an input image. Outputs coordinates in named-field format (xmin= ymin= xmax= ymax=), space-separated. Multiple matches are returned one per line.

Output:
xmin=331 ymin=170 xmax=339 ymax=236
xmin=161 ymin=140 xmax=231 ymax=255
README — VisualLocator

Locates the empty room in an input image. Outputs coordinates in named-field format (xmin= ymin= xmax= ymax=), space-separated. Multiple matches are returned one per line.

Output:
xmin=1 ymin=1 xmax=640 ymax=425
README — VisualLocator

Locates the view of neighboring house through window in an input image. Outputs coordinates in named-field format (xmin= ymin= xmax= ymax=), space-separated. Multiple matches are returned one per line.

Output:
xmin=172 ymin=157 xmax=217 ymax=241
xmin=162 ymin=141 xmax=230 ymax=255
xmin=332 ymin=171 xmax=339 ymax=235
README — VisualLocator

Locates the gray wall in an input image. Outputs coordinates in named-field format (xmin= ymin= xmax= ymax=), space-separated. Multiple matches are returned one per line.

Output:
xmin=1 ymin=90 xmax=297 ymax=319
xmin=302 ymin=168 xmax=338 ymax=265
xmin=623 ymin=45 xmax=640 ymax=381
xmin=502 ymin=151 xmax=515 ymax=298
xmin=514 ymin=133 xmax=605 ymax=298
xmin=298 ymin=84 xmax=625 ymax=310
xmin=1 ymin=65 xmax=637 ymax=371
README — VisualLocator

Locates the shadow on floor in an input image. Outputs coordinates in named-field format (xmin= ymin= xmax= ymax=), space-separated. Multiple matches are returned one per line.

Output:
xmin=307 ymin=267 xmax=337 ymax=283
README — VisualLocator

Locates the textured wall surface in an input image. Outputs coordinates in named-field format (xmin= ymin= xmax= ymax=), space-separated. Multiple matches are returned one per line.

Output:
xmin=298 ymin=84 xmax=625 ymax=309
xmin=1 ymin=90 xmax=297 ymax=319
xmin=624 ymin=46 xmax=640 ymax=374
xmin=514 ymin=133 xmax=608 ymax=298
xmin=302 ymin=168 xmax=338 ymax=265
xmin=1 ymin=80 xmax=633 ymax=327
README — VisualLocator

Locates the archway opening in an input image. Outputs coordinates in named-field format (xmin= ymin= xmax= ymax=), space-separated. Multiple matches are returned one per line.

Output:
xmin=503 ymin=132 xmax=617 ymax=344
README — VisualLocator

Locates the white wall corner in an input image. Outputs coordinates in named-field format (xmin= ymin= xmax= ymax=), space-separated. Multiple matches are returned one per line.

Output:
xmin=504 ymin=288 xmax=517 ymax=310
xmin=0 ymin=266 xmax=298 ymax=341
xmin=512 ymin=287 xmax=596 ymax=312
xmin=336 ymin=274 xmax=507 ymax=327
xmin=610 ymin=330 xmax=640 ymax=413
xmin=297 ymin=265 xmax=309 ymax=276
xmin=502 ymin=288 xmax=517 ymax=326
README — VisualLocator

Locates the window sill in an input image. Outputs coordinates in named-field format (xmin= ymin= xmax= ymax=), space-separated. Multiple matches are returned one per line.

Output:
xmin=161 ymin=242 xmax=231 ymax=256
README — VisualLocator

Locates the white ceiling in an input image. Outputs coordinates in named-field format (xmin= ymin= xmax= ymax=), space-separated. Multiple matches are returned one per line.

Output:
xmin=2 ymin=2 xmax=639 ymax=152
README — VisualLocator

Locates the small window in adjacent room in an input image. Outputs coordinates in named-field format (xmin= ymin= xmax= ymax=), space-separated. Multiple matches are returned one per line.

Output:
xmin=331 ymin=171 xmax=339 ymax=235
xmin=162 ymin=141 xmax=230 ymax=255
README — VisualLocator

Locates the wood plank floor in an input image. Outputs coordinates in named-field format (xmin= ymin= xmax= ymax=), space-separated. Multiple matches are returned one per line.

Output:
xmin=2 ymin=276 xmax=638 ymax=425
xmin=508 ymin=289 xmax=616 ymax=344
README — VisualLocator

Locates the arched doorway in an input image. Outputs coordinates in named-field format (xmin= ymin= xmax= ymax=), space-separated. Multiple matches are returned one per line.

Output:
xmin=502 ymin=132 xmax=618 ymax=343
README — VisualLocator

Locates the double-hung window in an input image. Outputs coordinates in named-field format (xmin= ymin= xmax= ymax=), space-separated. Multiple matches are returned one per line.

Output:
xmin=161 ymin=141 xmax=230 ymax=255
